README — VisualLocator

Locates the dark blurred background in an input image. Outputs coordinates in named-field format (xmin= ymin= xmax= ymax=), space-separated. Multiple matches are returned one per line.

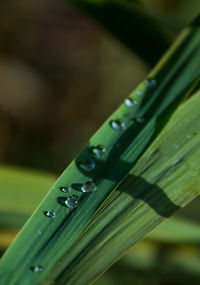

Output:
xmin=0 ymin=0 xmax=199 ymax=174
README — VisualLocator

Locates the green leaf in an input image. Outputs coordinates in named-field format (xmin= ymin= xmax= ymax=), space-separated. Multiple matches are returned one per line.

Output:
xmin=54 ymin=89 xmax=200 ymax=285
xmin=0 ymin=165 xmax=56 ymax=229
xmin=96 ymin=240 xmax=200 ymax=285
xmin=0 ymin=17 xmax=199 ymax=285
xmin=147 ymin=217 xmax=200 ymax=246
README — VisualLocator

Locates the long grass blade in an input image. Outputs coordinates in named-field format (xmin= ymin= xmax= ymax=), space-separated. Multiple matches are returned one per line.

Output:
xmin=96 ymin=240 xmax=200 ymax=285
xmin=52 ymin=89 xmax=200 ymax=285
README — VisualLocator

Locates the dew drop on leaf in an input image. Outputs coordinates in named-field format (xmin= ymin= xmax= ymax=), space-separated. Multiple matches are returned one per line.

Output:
xmin=124 ymin=98 xmax=138 ymax=107
xmin=81 ymin=181 xmax=97 ymax=193
xmin=59 ymin=186 xmax=72 ymax=193
xmin=79 ymin=160 xmax=95 ymax=171
xmin=43 ymin=211 xmax=56 ymax=219
xmin=31 ymin=265 xmax=43 ymax=273
xmin=65 ymin=195 xmax=80 ymax=209
xmin=136 ymin=117 xmax=145 ymax=124
xmin=145 ymin=78 xmax=157 ymax=87
xmin=110 ymin=120 xmax=126 ymax=131
xmin=90 ymin=145 xmax=106 ymax=158
xmin=136 ymin=90 xmax=143 ymax=96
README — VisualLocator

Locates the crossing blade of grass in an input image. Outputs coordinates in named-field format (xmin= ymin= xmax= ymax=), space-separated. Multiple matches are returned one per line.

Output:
xmin=70 ymin=0 xmax=182 ymax=65
xmin=97 ymin=240 xmax=200 ymax=285
xmin=0 ymin=17 xmax=200 ymax=285
xmin=0 ymin=166 xmax=56 ymax=216
xmin=147 ymin=217 xmax=200 ymax=246
xmin=0 ymin=165 xmax=56 ymax=230
xmin=50 ymin=90 xmax=200 ymax=285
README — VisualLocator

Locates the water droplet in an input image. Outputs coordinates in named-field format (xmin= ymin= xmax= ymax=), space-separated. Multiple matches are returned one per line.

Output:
xmin=187 ymin=134 xmax=191 ymax=139
xmin=79 ymin=160 xmax=95 ymax=171
xmin=59 ymin=186 xmax=71 ymax=193
xmin=38 ymin=230 xmax=42 ymax=235
xmin=173 ymin=143 xmax=179 ymax=150
xmin=110 ymin=120 xmax=126 ymax=131
xmin=31 ymin=265 xmax=43 ymax=273
xmin=124 ymin=98 xmax=138 ymax=107
xmin=136 ymin=117 xmax=145 ymax=124
xmin=43 ymin=211 xmax=56 ymax=219
xmin=136 ymin=90 xmax=143 ymax=96
xmin=145 ymin=79 xmax=157 ymax=87
xmin=81 ymin=181 xmax=97 ymax=193
xmin=90 ymin=145 xmax=106 ymax=158
xmin=65 ymin=195 xmax=80 ymax=209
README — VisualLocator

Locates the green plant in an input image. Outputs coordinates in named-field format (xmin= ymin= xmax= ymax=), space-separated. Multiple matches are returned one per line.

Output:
xmin=0 ymin=2 xmax=200 ymax=285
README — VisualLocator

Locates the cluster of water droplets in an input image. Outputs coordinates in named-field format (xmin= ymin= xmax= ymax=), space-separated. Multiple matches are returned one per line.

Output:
xmin=57 ymin=145 xmax=106 ymax=212
xmin=33 ymin=78 xmax=157 ymax=273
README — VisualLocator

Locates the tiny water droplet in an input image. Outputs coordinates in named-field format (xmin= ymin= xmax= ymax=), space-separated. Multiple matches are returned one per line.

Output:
xmin=110 ymin=120 xmax=126 ymax=131
xmin=43 ymin=211 xmax=56 ymax=219
xmin=38 ymin=230 xmax=42 ymax=235
xmin=81 ymin=181 xmax=97 ymax=193
xmin=187 ymin=134 xmax=191 ymax=139
xmin=59 ymin=186 xmax=71 ymax=193
xmin=136 ymin=117 xmax=145 ymax=124
xmin=79 ymin=160 xmax=95 ymax=171
xmin=136 ymin=90 xmax=143 ymax=96
xmin=173 ymin=143 xmax=179 ymax=150
xmin=65 ymin=195 xmax=80 ymax=209
xmin=124 ymin=98 xmax=138 ymax=107
xmin=31 ymin=265 xmax=43 ymax=273
xmin=90 ymin=145 xmax=106 ymax=158
xmin=145 ymin=79 xmax=157 ymax=87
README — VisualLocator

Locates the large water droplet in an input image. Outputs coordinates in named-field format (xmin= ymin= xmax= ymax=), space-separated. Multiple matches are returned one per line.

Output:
xmin=110 ymin=120 xmax=126 ymax=131
xmin=31 ymin=265 xmax=43 ymax=273
xmin=145 ymin=79 xmax=157 ymax=87
xmin=79 ymin=160 xmax=95 ymax=171
xmin=90 ymin=145 xmax=106 ymax=158
xmin=43 ymin=211 xmax=56 ymax=219
xmin=124 ymin=98 xmax=138 ymax=107
xmin=59 ymin=186 xmax=71 ymax=193
xmin=81 ymin=181 xmax=97 ymax=193
xmin=65 ymin=195 xmax=80 ymax=209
